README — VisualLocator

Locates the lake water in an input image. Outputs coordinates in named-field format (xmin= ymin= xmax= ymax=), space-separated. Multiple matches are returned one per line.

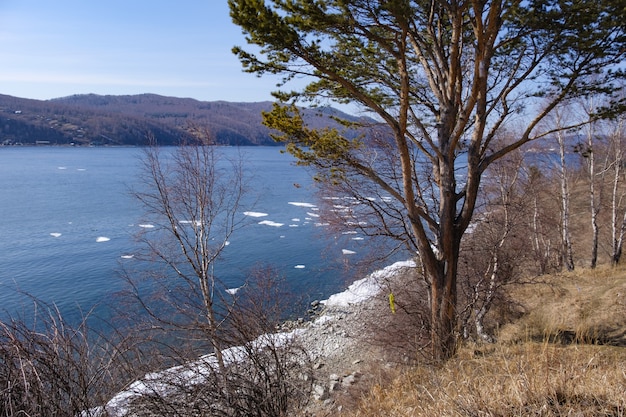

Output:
xmin=0 ymin=146 xmax=365 ymax=324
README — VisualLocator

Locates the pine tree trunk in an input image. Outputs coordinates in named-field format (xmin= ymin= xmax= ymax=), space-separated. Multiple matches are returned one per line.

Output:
xmin=430 ymin=278 xmax=457 ymax=361
xmin=428 ymin=239 xmax=460 ymax=361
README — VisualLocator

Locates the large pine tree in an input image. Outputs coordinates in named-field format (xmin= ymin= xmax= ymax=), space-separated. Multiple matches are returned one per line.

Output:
xmin=229 ymin=0 xmax=626 ymax=360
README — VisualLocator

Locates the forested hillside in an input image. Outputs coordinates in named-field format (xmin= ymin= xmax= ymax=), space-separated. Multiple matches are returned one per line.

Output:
xmin=0 ymin=93 xmax=368 ymax=146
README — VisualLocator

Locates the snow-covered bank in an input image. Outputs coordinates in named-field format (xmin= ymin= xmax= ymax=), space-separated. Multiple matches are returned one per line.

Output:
xmin=101 ymin=329 xmax=306 ymax=417
xmin=97 ymin=260 xmax=416 ymax=416
xmin=323 ymin=260 xmax=415 ymax=307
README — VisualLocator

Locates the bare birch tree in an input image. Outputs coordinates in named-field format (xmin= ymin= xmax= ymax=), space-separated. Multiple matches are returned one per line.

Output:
xmin=608 ymin=116 xmax=626 ymax=265
xmin=459 ymin=148 xmax=530 ymax=342
xmin=124 ymin=139 xmax=313 ymax=416
xmin=552 ymin=109 xmax=576 ymax=270
xmin=580 ymin=102 xmax=603 ymax=269
xmin=133 ymin=138 xmax=246 ymax=372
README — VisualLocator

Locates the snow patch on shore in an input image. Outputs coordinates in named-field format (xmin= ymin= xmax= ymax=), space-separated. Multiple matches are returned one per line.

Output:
xmin=323 ymin=260 xmax=416 ymax=307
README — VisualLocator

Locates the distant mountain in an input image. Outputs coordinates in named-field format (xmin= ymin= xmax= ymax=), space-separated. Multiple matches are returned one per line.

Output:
xmin=0 ymin=93 xmax=375 ymax=146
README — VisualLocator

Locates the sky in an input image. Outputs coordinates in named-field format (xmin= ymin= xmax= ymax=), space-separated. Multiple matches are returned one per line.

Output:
xmin=0 ymin=1 xmax=291 ymax=103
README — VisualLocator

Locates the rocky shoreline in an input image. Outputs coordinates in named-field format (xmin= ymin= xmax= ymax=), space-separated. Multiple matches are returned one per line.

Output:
xmin=290 ymin=261 xmax=417 ymax=415
xmin=101 ymin=261 xmax=416 ymax=416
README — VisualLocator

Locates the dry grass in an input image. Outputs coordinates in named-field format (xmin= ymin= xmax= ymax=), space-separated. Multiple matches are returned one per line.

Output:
xmin=345 ymin=343 xmax=626 ymax=416
xmin=341 ymin=265 xmax=626 ymax=417
xmin=500 ymin=264 xmax=626 ymax=346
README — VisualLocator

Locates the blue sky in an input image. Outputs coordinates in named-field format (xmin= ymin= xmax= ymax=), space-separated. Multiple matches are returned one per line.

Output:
xmin=0 ymin=1 xmax=287 ymax=102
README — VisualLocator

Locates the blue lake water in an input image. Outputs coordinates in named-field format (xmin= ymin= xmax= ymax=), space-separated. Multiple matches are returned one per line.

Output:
xmin=0 ymin=146 xmax=365 ymax=323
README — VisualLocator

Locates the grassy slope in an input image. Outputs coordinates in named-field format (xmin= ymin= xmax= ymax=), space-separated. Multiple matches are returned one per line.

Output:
xmin=343 ymin=265 xmax=626 ymax=416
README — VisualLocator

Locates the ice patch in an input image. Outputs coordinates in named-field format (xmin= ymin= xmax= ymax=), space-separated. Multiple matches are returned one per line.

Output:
xmin=179 ymin=220 xmax=201 ymax=226
xmin=243 ymin=211 xmax=269 ymax=218
xmin=323 ymin=260 xmax=416 ymax=307
xmin=314 ymin=315 xmax=334 ymax=326
xmin=96 ymin=237 xmax=110 ymax=242
xmin=306 ymin=212 xmax=319 ymax=217
xmin=50 ymin=232 xmax=62 ymax=238
xmin=121 ymin=255 xmax=134 ymax=259
xmin=342 ymin=231 xmax=358 ymax=235
xmin=291 ymin=218 xmax=300 ymax=222
xmin=342 ymin=249 xmax=356 ymax=255
xmin=57 ymin=166 xmax=67 ymax=170
xmin=352 ymin=237 xmax=364 ymax=241
xmin=346 ymin=221 xmax=368 ymax=226
xmin=289 ymin=224 xmax=299 ymax=227
xmin=294 ymin=265 xmax=305 ymax=269
xmin=138 ymin=224 xmax=155 ymax=229
xmin=77 ymin=168 xmax=86 ymax=171
xmin=102 ymin=328 xmax=306 ymax=417
xmin=225 ymin=287 xmax=241 ymax=295
xmin=258 ymin=220 xmax=284 ymax=227
xmin=288 ymin=202 xmax=316 ymax=208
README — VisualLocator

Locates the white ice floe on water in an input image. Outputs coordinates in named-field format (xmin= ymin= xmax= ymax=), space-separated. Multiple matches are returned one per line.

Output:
xmin=57 ymin=166 xmax=67 ymax=170
xmin=323 ymin=260 xmax=416 ymax=307
xmin=96 ymin=237 xmax=110 ymax=242
xmin=138 ymin=224 xmax=155 ymax=229
xmin=258 ymin=220 xmax=284 ymax=227
xmin=50 ymin=232 xmax=62 ymax=238
xmin=294 ymin=265 xmax=306 ymax=269
xmin=179 ymin=220 xmax=202 ymax=226
xmin=346 ymin=221 xmax=368 ymax=226
xmin=243 ymin=211 xmax=269 ymax=218
xmin=225 ymin=286 xmax=242 ymax=295
xmin=120 ymin=255 xmax=134 ymax=259
xmin=306 ymin=212 xmax=319 ymax=217
xmin=288 ymin=202 xmax=317 ymax=208
xmin=342 ymin=249 xmax=356 ymax=255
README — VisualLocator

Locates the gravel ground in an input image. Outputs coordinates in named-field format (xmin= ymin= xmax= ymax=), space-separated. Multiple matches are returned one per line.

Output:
xmin=291 ymin=263 xmax=418 ymax=416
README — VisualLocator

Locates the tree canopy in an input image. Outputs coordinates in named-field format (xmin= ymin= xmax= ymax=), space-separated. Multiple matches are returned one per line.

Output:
xmin=229 ymin=0 xmax=626 ymax=360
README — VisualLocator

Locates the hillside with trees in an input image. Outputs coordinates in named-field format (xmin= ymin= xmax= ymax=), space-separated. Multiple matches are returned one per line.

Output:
xmin=0 ymin=93 xmax=369 ymax=146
